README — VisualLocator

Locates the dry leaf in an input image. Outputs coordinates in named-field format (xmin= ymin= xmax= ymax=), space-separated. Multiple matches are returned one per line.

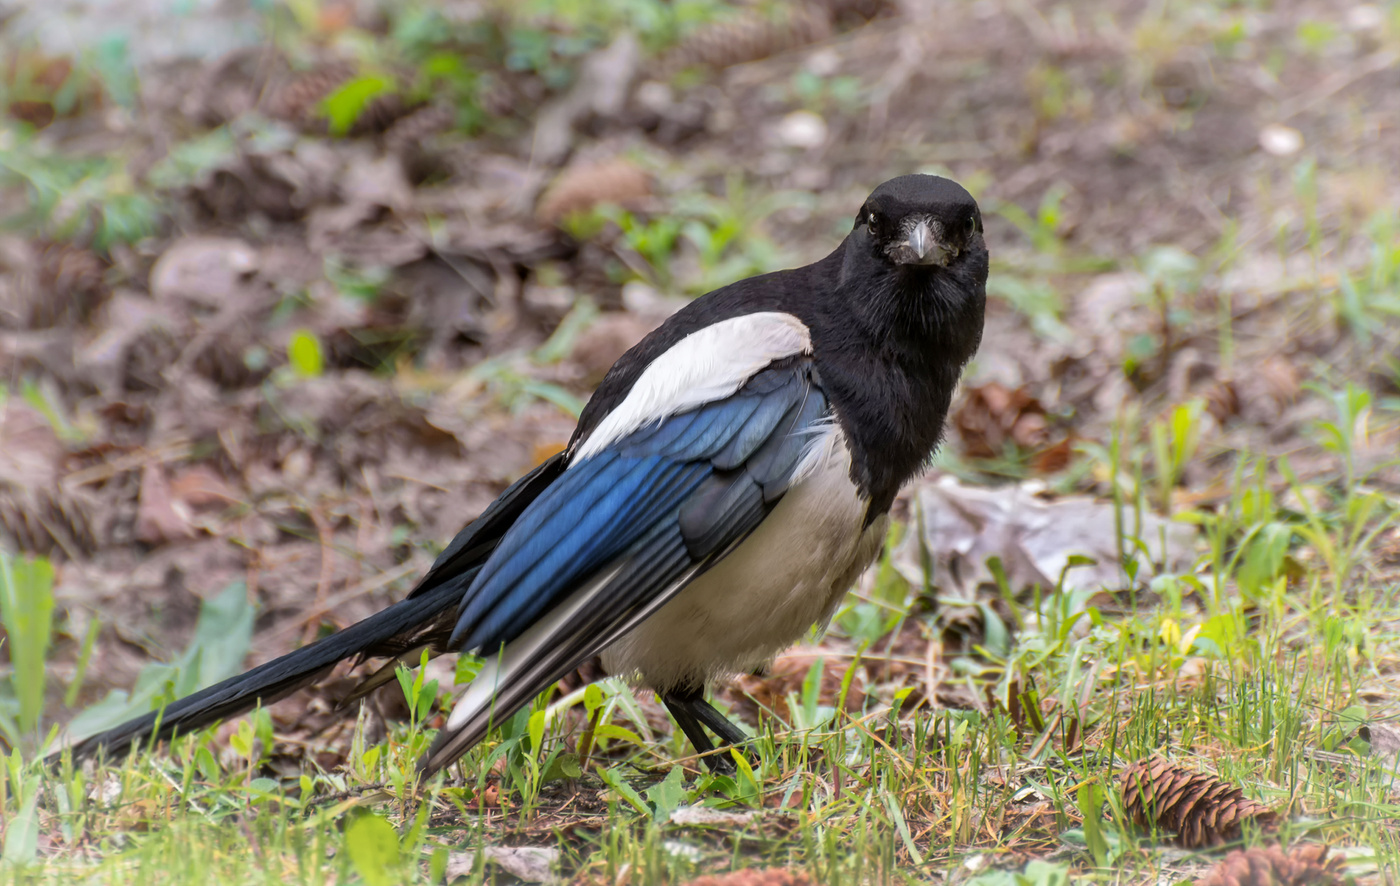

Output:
xmin=446 ymin=846 xmax=560 ymax=884
xmin=894 ymin=476 xmax=1197 ymax=602
xmin=136 ymin=464 xmax=197 ymax=545
xmin=3 ymin=51 xmax=101 ymax=128
xmin=150 ymin=237 xmax=259 ymax=308
xmin=954 ymin=381 xmax=1052 ymax=457
xmin=168 ymin=465 xmax=239 ymax=509
xmin=1357 ymin=722 xmax=1400 ymax=758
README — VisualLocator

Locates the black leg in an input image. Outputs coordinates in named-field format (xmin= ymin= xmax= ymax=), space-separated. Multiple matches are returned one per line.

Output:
xmin=662 ymin=687 xmax=747 ymax=774
xmin=662 ymin=694 xmax=715 ymax=757
xmin=692 ymin=698 xmax=748 ymax=747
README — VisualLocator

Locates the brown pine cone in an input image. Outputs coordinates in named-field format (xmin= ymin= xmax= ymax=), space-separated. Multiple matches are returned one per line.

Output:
xmin=1196 ymin=843 xmax=1345 ymax=886
xmin=191 ymin=334 xmax=265 ymax=390
xmin=121 ymin=324 xmax=183 ymax=393
xmin=0 ymin=486 xmax=102 ymax=558
xmin=384 ymin=104 xmax=455 ymax=150
xmin=1120 ymin=756 xmax=1277 ymax=848
xmin=37 ymin=242 xmax=107 ymax=325
xmin=535 ymin=158 xmax=652 ymax=226
xmin=654 ymin=7 xmax=834 ymax=76
xmin=263 ymin=62 xmax=412 ymax=134
xmin=3 ymin=241 xmax=109 ymax=329
xmin=263 ymin=62 xmax=358 ymax=123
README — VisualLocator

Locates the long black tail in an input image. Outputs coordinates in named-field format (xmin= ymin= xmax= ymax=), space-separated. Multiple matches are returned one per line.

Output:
xmin=53 ymin=452 xmax=569 ymax=769
xmin=55 ymin=580 xmax=463 ymax=766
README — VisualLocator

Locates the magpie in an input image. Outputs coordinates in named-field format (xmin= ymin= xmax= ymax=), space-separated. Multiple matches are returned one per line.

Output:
xmin=59 ymin=174 xmax=987 ymax=776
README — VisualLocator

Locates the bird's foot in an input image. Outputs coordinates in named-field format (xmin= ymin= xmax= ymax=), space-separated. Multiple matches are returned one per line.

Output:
xmin=662 ymin=689 xmax=754 ymax=775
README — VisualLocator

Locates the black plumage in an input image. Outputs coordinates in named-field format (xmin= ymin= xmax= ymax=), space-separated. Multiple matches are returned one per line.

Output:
xmin=56 ymin=174 xmax=987 ymax=776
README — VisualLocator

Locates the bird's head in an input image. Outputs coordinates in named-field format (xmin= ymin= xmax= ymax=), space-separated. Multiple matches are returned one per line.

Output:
xmin=854 ymin=174 xmax=983 ymax=269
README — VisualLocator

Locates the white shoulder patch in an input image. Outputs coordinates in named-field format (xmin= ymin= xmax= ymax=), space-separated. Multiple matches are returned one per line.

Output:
xmin=574 ymin=311 xmax=812 ymax=460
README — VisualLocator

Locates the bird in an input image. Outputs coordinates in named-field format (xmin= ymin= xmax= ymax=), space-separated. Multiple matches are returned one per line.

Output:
xmin=57 ymin=173 xmax=988 ymax=777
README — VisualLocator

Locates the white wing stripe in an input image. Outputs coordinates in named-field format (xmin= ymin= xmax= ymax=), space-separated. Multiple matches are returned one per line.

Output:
xmin=574 ymin=312 xmax=812 ymax=460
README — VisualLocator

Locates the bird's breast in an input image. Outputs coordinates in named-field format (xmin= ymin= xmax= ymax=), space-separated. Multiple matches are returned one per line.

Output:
xmin=600 ymin=424 xmax=887 ymax=691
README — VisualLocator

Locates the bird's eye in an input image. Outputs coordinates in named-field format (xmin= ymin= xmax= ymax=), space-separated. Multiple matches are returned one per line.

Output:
xmin=965 ymin=215 xmax=978 ymax=237
xmin=867 ymin=213 xmax=880 ymax=236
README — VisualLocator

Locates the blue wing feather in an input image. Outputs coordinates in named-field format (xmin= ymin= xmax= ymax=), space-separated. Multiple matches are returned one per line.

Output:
xmin=449 ymin=362 xmax=830 ymax=656
xmin=709 ymin=394 xmax=799 ymax=470
xmin=454 ymin=456 xmax=708 ymax=650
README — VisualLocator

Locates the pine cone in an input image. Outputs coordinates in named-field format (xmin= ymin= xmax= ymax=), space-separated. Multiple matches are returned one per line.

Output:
xmin=3 ymin=241 xmax=109 ymax=329
xmin=535 ymin=158 xmax=652 ymax=226
xmin=384 ymin=104 xmax=455 ymax=150
xmin=264 ymin=63 xmax=411 ymax=134
xmin=35 ymin=242 xmax=108 ymax=326
xmin=654 ymin=7 xmax=833 ymax=76
xmin=1120 ymin=757 xmax=1277 ymax=848
xmin=191 ymin=334 xmax=265 ymax=390
xmin=263 ymin=62 xmax=358 ymax=123
xmin=121 ymin=325 xmax=183 ymax=393
xmin=1196 ymin=843 xmax=1345 ymax=886
xmin=682 ymin=869 xmax=816 ymax=886
xmin=0 ymin=486 xmax=101 ymax=557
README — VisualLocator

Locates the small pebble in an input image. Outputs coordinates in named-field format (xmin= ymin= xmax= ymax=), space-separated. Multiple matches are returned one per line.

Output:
xmin=1258 ymin=123 xmax=1303 ymax=156
xmin=1347 ymin=4 xmax=1384 ymax=29
xmin=777 ymin=110 xmax=828 ymax=149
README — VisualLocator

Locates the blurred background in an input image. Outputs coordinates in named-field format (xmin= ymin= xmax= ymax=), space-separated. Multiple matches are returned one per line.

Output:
xmin=1 ymin=0 xmax=1399 ymax=825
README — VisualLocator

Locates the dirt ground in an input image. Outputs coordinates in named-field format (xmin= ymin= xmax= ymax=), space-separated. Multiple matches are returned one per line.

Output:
xmin=2 ymin=0 xmax=1399 ymax=871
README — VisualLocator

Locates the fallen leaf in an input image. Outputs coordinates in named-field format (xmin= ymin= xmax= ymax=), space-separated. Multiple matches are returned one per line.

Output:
xmin=136 ymin=464 xmax=197 ymax=545
xmin=446 ymin=847 xmax=559 ymax=884
xmin=0 ymin=403 xmax=61 ymax=488
xmin=953 ymin=381 xmax=1054 ymax=458
xmin=531 ymin=440 xmax=568 ymax=464
xmin=1359 ymin=723 xmax=1400 ymax=758
xmin=894 ymin=476 xmax=1198 ymax=601
xmin=168 ymin=465 xmax=240 ymax=509
xmin=1028 ymin=435 xmax=1076 ymax=473
xmin=150 ymin=237 xmax=259 ymax=308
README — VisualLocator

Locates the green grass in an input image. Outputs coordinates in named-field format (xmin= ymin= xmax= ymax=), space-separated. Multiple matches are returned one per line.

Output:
xmin=5 ymin=397 xmax=1398 ymax=882
xmin=4 ymin=0 xmax=1400 ymax=882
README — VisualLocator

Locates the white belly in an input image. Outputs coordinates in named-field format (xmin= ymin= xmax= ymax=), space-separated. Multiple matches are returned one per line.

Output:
xmin=601 ymin=427 xmax=887 ymax=691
